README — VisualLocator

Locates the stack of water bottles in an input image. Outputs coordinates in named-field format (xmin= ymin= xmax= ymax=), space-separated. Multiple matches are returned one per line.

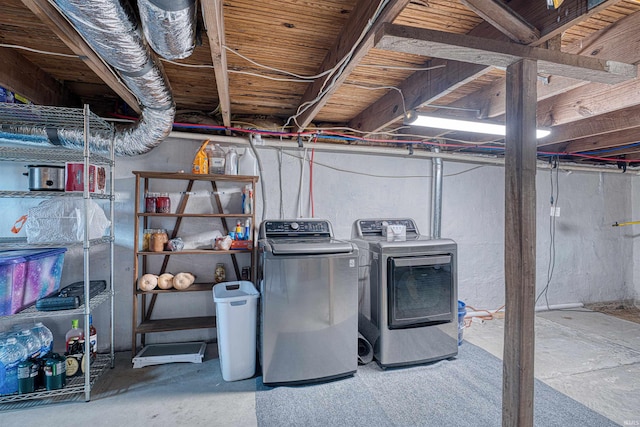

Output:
xmin=0 ymin=322 xmax=56 ymax=396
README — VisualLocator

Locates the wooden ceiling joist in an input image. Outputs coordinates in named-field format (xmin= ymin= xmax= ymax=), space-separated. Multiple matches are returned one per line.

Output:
xmin=348 ymin=60 xmax=489 ymax=133
xmin=293 ymin=0 xmax=411 ymax=132
xmin=452 ymin=8 xmax=640 ymax=121
xmin=351 ymin=0 xmax=629 ymax=134
xmin=538 ymin=77 xmax=640 ymax=128
xmin=20 ymin=0 xmax=141 ymax=114
xmin=0 ymin=47 xmax=76 ymax=106
xmin=375 ymin=24 xmax=636 ymax=84
xmin=201 ymin=0 xmax=231 ymax=128
xmin=538 ymin=103 xmax=640 ymax=146
xmin=559 ymin=127 xmax=640 ymax=154
xmin=459 ymin=0 xmax=540 ymax=44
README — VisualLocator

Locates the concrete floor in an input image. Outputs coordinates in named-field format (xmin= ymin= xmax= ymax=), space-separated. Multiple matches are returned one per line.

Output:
xmin=1 ymin=309 xmax=639 ymax=426
xmin=464 ymin=309 xmax=640 ymax=426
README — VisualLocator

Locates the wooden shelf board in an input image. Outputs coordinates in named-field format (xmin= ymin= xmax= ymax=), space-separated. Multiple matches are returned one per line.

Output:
xmin=136 ymin=282 xmax=215 ymax=294
xmin=136 ymin=316 xmax=216 ymax=333
xmin=133 ymin=171 xmax=258 ymax=183
xmin=138 ymin=213 xmax=253 ymax=218
xmin=138 ymin=249 xmax=253 ymax=255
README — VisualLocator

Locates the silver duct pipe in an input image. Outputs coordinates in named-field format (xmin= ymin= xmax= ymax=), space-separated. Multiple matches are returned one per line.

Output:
xmin=137 ymin=0 xmax=197 ymax=60
xmin=0 ymin=0 xmax=175 ymax=156
xmin=431 ymin=147 xmax=443 ymax=239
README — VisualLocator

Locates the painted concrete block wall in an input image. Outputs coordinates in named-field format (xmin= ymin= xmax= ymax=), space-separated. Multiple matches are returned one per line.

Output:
xmin=443 ymin=162 xmax=634 ymax=311
xmin=632 ymin=177 xmax=640 ymax=303
xmin=0 ymin=136 xmax=634 ymax=351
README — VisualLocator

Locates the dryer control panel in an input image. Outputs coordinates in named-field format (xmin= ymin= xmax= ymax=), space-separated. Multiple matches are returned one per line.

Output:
xmin=353 ymin=219 xmax=418 ymax=237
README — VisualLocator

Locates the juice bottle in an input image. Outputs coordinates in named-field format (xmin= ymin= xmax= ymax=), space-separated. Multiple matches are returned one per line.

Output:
xmin=65 ymin=319 xmax=84 ymax=353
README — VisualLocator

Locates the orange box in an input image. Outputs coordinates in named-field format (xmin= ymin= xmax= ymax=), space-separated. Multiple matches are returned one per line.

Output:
xmin=230 ymin=240 xmax=253 ymax=250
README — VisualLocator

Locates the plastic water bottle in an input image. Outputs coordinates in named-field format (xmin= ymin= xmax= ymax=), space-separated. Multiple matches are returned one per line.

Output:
xmin=12 ymin=329 xmax=41 ymax=360
xmin=0 ymin=337 xmax=27 ymax=395
xmin=224 ymin=147 xmax=238 ymax=175
xmin=31 ymin=322 xmax=54 ymax=356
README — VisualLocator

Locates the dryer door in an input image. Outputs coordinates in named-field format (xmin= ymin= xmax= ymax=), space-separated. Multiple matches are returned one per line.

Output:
xmin=387 ymin=255 xmax=454 ymax=329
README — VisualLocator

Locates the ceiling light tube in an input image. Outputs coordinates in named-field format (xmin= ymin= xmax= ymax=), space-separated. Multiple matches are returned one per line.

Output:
xmin=405 ymin=111 xmax=550 ymax=139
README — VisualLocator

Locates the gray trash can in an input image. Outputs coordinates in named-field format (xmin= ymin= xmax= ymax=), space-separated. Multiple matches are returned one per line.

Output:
xmin=213 ymin=281 xmax=260 ymax=381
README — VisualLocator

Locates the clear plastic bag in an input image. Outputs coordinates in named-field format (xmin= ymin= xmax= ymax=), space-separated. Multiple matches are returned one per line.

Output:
xmin=24 ymin=198 xmax=110 ymax=243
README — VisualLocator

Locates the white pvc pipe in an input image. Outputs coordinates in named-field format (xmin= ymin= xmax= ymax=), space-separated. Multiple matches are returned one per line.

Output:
xmin=169 ymin=131 xmax=638 ymax=175
xmin=464 ymin=302 xmax=584 ymax=318
xmin=534 ymin=302 xmax=584 ymax=312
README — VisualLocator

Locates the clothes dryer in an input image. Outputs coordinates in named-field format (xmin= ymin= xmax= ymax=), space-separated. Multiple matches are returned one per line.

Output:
xmin=352 ymin=218 xmax=458 ymax=368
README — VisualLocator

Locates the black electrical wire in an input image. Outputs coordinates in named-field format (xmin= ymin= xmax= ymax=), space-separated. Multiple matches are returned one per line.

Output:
xmin=536 ymin=156 xmax=559 ymax=309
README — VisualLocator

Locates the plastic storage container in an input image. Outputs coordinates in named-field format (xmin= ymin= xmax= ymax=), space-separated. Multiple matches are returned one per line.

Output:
xmin=213 ymin=281 xmax=259 ymax=381
xmin=0 ymin=248 xmax=66 ymax=315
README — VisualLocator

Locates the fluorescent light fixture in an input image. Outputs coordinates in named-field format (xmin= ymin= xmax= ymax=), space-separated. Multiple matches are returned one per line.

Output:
xmin=405 ymin=111 xmax=551 ymax=139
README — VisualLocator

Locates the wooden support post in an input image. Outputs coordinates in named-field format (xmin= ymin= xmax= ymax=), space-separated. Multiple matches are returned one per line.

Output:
xmin=503 ymin=58 xmax=537 ymax=427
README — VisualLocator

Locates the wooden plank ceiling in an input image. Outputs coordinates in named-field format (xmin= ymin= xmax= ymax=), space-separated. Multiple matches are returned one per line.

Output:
xmin=1 ymin=0 xmax=640 ymax=165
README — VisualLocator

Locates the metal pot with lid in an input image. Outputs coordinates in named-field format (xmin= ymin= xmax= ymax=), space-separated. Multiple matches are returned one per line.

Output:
xmin=24 ymin=165 xmax=65 ymax=191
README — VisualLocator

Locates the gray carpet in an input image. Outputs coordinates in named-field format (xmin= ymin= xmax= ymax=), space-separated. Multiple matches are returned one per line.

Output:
xmin=255 ymin=342 xmax=618 ymax=427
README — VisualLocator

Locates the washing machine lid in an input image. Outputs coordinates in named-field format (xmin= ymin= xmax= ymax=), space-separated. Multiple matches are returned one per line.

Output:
xmin=266 ymin=237 xmax=354 ymax=255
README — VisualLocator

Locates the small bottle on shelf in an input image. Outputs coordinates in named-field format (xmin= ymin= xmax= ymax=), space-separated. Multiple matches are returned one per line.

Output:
xmin=65 ymin=319 xmax=84 ymax=353
xmin=88 ymin=314 xmax=98 ymax=360
xmin=235 ymin=221 xmax=244 ymax=240
xmin=244 ymin=219 xmax=251 ymax=241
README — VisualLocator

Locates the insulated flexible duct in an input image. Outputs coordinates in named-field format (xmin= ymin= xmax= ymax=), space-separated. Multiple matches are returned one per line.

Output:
xmin=137 ymin=0 xmax=197 ymax=60
xmin=0 ymin=0 xmax=176 ymax=156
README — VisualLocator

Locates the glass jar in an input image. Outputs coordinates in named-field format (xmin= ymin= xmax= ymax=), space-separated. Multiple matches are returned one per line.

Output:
xmin=214 ymin=263 xmax=226 ymax=284
xmin=156 ymin=193 xmax=171 ymax=213
xmin=241 ymin=266 xmax=251 ymax=281
xmin=151 ymin=229 xmax=168 ymax=252
xmin=144 ymin=192 xmax=157 ymax=213
xmin=142 ymin=228 xmax=154 ymax=251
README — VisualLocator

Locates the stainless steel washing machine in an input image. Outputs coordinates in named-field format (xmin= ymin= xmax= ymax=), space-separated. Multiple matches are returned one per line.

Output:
xmin=258 ymin=219 xmax=359 ymax=385
xmin=352 ymin=218 xmax=458 ymax=368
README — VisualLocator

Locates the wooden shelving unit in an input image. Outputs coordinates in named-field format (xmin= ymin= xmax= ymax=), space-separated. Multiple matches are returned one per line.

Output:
xmin=131 ymin=171 xmax=258 ymax=356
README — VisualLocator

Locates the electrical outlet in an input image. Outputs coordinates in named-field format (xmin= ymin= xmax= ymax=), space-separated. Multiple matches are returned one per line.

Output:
xmin=550 ymin=206 xmax=561 ymax=217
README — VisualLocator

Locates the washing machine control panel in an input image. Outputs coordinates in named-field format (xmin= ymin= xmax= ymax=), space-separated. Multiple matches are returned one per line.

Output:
xmin=262 ymin=220 xmax=332 ymax=237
